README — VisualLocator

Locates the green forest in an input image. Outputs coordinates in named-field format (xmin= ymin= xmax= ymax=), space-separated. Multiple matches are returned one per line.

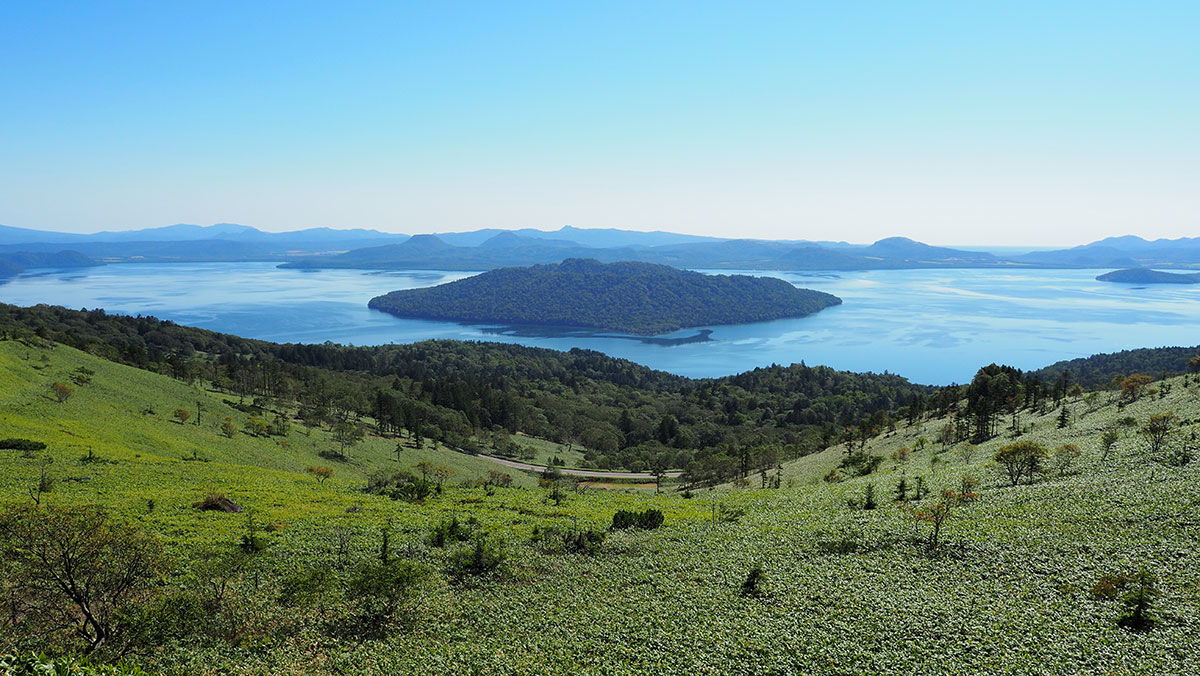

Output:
xmin=367 ymin=258 xmax=841 ymax=334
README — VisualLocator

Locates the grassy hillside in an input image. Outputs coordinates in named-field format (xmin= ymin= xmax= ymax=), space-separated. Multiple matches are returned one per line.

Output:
xmin=0 ymin=340 xmax=540 ymax=539
xmin=2 ymin=339 xmax=1199 ymax=674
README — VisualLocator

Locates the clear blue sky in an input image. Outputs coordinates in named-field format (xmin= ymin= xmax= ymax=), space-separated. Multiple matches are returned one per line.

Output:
xmin=2 ymin=1 xmax=1197 ymax=245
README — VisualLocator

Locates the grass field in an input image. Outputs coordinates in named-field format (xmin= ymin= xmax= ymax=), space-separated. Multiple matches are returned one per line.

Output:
xmin=3 ymin=339 xmax=1199 ymax=675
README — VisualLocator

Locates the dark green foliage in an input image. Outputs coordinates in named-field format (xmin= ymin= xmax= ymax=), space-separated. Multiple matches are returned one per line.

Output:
xmin=0 ymin=504 xmax=168 ymax=656
xmin=531 ymin=525 xmax=607 ymax=555
xmin=448 ymin=535 xmax=507 ymax=579
xmin=278 ymin=567 xmax=335 ymax=613
xmin=1034 ymin=345 xmax=1200 ymax=389
xmin=840 ymin=450 xmax=883 ymax=477
xmin=428 ymin=515 xmax=474 ymax=548
xmin=994 ymin=441 xmax=1048 ymax=486
xmin=366 ymin=470 xmax=434 ymax=502
xmin=368 ymin=258 xmax=841 ymax=335
xmin=741 ymin=566 xmax=766 ymax=597
xmin=116 ymin=590 xmax=209 ymax=652
xmin=611 ymin=508 xmax=665 ymax=530
xmin=0 ymin=438 xmax=46 ymax=451
xmin=345 ymin=560 xmax=432 ymax=632
xmin=0 ymin=302 xmax=929 ymax=473
xmin=1091 ymin=570 xmax=1160 ymax=632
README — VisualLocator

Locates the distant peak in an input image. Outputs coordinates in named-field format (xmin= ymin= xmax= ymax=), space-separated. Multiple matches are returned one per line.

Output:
xmin=402 ymin=234 xmax=454 ymax=249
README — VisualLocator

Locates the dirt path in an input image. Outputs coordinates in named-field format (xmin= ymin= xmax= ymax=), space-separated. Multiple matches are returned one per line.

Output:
xmin=477 ymin=454 xmax=683 ymax=480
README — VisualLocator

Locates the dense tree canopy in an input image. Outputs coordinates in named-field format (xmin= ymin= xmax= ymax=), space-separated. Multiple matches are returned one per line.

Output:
xmin=0 ymin=303 xmax=923 ymax=480
xmin=368 ymin=259 xmax=841 ymax=335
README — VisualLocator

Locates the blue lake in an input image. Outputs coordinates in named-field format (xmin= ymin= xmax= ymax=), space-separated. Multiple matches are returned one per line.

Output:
xmin=3 ymin=262 xmax=1199 ymax=385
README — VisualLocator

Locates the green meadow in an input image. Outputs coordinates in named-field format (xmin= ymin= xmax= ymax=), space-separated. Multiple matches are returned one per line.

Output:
xmin=2 ymin=339 xmax=1199 ymax=675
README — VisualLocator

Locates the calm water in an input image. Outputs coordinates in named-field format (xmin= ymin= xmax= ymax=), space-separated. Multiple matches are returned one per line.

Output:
xmin=4 ymin=262 xmax=1199 ymax=385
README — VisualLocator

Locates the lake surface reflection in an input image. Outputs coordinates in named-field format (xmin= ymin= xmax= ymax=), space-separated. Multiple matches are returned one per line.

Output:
xmin=4 ymin=262 xmax=1199 ymax=385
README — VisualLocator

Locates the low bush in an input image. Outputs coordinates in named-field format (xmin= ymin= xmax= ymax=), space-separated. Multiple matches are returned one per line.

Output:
xmin=532 ymin=525 xmax=606 ymax=555
xmin=0 ymin=438 xmax=46 ymax=451
xmin=611 ymin=508 xmax=665 ymax=530
xmin=428 ymin=515 xmax=475 ymax=548
xmin=448 ymin=535 xmax=507 ymax=579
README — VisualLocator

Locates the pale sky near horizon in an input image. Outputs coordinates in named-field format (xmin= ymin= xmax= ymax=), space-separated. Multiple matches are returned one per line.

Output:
xmin=2 ymin=1 xmax=1197 ymax=246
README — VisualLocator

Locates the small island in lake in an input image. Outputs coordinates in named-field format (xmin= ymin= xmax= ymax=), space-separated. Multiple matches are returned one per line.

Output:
xmin=368 ymin=258 xmax=842 ymax=335
xmin=1096 ymin=268 xmax=1200 ymax=285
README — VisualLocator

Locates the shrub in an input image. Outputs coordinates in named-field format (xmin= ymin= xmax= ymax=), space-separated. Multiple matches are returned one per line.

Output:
xmin=1053 ymin=444 xmax=1081 ymax=476
xmin=840 ymin=450 xmax=883 ymax=477
xmin=1142 ymin=413 xmax=1177 ymax=456
xmin=366 ymin=470 xmax=434 ymax=502
xmin=448 ymin=535 xmax=507 ymax=579
xmin=532 ymin=525 xmax=606 ymax=555
xmin=741 ymin=566 xmax=766 ymax=597
xmin=1091 ymin=570 xmax=1160 ymax=632
xmin=993 ymin=441 xmax=1048 ymax=486
xmin=346 ymin=560 xmax=432 ymax=633
xmin=50 ymin=381 xmax=75 ymax=403
xmin=611 ymin=508 xmax=665 ymax=530
xmin=0 ymin=438 xmax=46 ymax=451
xmin=307 ymin=465 xmax=334 ymax=485
xmin=278 ymin=567 xmax=336 ymax=614
xmin=0 ymin=504 xmax=168 ymax=656
xmin=428 ymin=515 xmax=474 ymax=548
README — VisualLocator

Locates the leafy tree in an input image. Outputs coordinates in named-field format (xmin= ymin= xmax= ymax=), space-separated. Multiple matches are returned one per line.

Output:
xmin=219 ymin=416 xmax=236 ymax=438
xmin=172 ymin=408 xmax=191 ymax=424
xmin=1101 ymin=429 xmax=1120 ymax=463
xmin=50 ymin=381 xmax=75 ymax=403
xmin=332 ymin=422 xmax=364 ymax=459
xmin=346 ymin=560 xmax=432 ymax=633
xmin=0 ymin=504 xmax=168 ymax=655
xmin=1141 ymin=413 xmax=1176 ymax=455
xmin=1091 ymin=570 xmax=1160 ymax=632
xmin=1120 ymin=374 xmax=1153 ymax=402
xmin=307 ymin=465 xmax=333 ymax=485
xmin=907 ymin=490 xmax=967 ymax=550
xmin=1053 ymin=444 xmax=1081 ymax=476
xmin=993 ymin=441 xmax=1048 ymax=486
xmin=432 ymin=465 xmax=453 ymax=492
xmin=268 ymin=413 xmax=291 ymax=436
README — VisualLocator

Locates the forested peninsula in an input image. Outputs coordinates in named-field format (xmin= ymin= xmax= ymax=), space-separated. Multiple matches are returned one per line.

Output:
xmin=1096 ymin=268 xmax=1200 ymax=284
xmin=368 ymin=258 xmax=841 ymax=334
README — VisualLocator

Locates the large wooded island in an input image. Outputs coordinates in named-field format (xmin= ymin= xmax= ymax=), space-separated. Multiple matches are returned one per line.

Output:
xmin=368 ymin=258 xmax=841 ymax=334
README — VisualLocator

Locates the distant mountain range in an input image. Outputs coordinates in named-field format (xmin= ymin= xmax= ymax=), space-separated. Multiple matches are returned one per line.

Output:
xmin=3 ymin=222 xmax=1200 ymax=272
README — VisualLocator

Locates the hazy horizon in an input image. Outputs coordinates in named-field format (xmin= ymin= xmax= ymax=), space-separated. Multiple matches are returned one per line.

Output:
xmin=0 ymin=219 xmax=1175 ymax=250
xmin=2 ymin=2 xmax=1197 ymax=246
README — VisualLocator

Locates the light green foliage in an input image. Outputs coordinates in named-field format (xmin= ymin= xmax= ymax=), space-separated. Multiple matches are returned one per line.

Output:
xmin=2 ymin=343 xmax=1200 ymax=673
